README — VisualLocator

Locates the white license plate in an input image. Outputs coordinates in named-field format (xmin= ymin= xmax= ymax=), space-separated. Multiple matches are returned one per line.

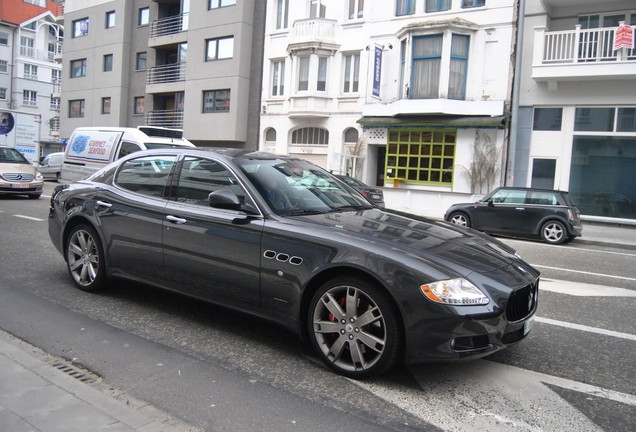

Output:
xmin=523 ymin=316 xmax=535 ymax=335
xmin=10 ymin=183 xmax=30 ymax=189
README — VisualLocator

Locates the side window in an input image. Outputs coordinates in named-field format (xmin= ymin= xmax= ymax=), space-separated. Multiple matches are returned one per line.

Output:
xmin=491 ymin=189 xmax=526 ymax=204
xmin=115 ymin=155 xmax=176 ymax=198
xmin=118 ymin=141 xmax=143 ymax=159
xmin=175 ymin=157 xmax=249 ymax=208
xmin=527 ymin=191 xmax=558 ymax=205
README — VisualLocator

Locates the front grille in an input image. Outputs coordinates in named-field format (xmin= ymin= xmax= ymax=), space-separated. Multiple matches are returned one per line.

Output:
xmin=506 ymin=281 xmax=538 ymax=322
xmin=3 ymin=173 xmax=35 ymax=181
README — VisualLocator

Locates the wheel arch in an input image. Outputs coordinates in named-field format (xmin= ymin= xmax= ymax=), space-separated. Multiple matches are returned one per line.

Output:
xmin=62 ymin=216 xmax=110 ymax=272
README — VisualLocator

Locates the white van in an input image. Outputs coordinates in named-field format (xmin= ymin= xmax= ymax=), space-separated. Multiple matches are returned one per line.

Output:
xmin=38 ymin=152 xmax=65 ymax=182
xmin=61 ymin=126 xmax=194 ymax=182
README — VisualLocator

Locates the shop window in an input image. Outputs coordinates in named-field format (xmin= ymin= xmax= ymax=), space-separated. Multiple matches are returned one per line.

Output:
xmin=533 ymin=108 xmax=563 ymax=131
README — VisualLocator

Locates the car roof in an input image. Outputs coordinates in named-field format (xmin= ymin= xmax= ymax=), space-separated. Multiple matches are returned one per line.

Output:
xmin=495 ymin=186 xmax=569 ymax=194
xmin=122 ymin=147 xmax=307 ymax=163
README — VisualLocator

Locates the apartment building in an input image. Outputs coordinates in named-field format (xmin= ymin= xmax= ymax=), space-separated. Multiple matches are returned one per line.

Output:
xmin=514 ymin=0 xmax=636 ymax=222
xmin=0 ymin=0 xmax=64 ymax=159
xmin=60 ymin=0 xmax=265 ymax=148
xmin=260 ymin=0 xmax=518 ymax=216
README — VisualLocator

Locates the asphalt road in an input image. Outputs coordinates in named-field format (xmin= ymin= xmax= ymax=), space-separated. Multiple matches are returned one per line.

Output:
xmin=1 ymin=182 xmax=634 ymax=432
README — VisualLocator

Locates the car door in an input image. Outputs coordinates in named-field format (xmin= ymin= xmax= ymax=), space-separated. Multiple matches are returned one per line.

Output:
xmin=162 ymin=156 xmax=264 ymax=305
xmin=524 ymin=190 xmax=559 ymax=232
xmin=95 ymin=154 xmax=177 ymax=285
xmin=477 ymin=189 xmax=529 ymax=234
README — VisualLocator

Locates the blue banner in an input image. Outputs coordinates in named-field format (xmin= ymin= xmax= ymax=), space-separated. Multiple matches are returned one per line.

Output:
xmin=372 ymin=46 xmax=382 ymax=98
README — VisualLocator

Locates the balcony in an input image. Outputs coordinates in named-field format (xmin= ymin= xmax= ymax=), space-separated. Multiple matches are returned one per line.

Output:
xmin=146 ymin=110 xmax=184 ymax=129
xmin=19 ymin=45 xmax=62 ymax=63
xmin=52 ymin=79 xmax=61 ymax=97
xmin=532 ymin=25 xmax=636 ymax=83
xmin=147 ymin=63 xmax=186 ymax=85
xmin=150 ymin=13 xmax=188 ymax=38
xmin=288 ymin=18 xmax=339 ymax=54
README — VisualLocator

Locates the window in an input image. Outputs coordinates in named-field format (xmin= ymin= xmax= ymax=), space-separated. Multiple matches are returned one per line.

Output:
xmin=343 ymin=53 xmax=360 ymax=93
xmin=0 ymin=88 xmax=7 ymax=100
xmin=21 ymin=91 xmax=36 ymax=107
xmin=298 ymin=56 xmax=309 ymax=91
xmin=410 ymin=34 xmax=470 ymax=100
xmin=462 ymin=0 xmax=486 ymax=8
xmin=72 ymin=18 xmax=89 ymax=37
xmin=317 ymin=57 xmax=328 ymax=91
xmin=51 ymin=97 xmax=60 ymax=110
xmin=69 ymin=99 xmax=85 ymax=118
xmin=70 ymin=59 xmax=87 ymax=78
xmin=203 ymin=89 xmax=231 ymax=113
xmin=449 ymin=35 xmax=469 ymax=99
xmin=19 ymin=36 xmax=34 ymax=57
xmin=533 ymin=108 xmax=563 ymax=131
xmin=116 ymin=155 xmax=177 ymax=198
xmin=575 ymin=108 xmax=614 ymax=132
xmin=310 ymin=0 xmax=326 ymax=18
xmin=101 ymin=97 xmax=111 ymax=114
xmin=134 ymin=97 xmax=145 ymax=114
xmin=106 ymin=11 xmax=116 ymax=28
xmin=348 ymin=0 xmax=364 ymax=19
xmin=138 ymin=8 xmax=150 ymax=26
xmin=0 ymin=60 xmax=7 ymax=73
xmin=176 ymin=157 xmax=248 ymax=207
xmin=0 ymin=32 xmax=8 ymax=45
xmin=51 ymin=69 xmax=61 ymax=83
xmin=386 ymin=130 xmax=456 ymax=185
xmin=136 ymin=52 xmax=147 ymax=70
xmin=396 ymin=0 xmax=415 ymax=16
xmin=272 ymin=60 xmax=285 ymax=96
xmin=206 ymin=36 xmax=234 ymax=61
xmin=118 ymin=142 xmax=143 ymax=159
xmin=276 ymin=0 xmax=289 ymax=30
xmin=209 ymin=0 xmax=236 ymax=9
xmin=617 ymin=108 xmax=636 ymax=132
xmin=103 ymin=54 xmax=113 ymax=72
xmin=24 ymin=64 xmax=38 ymax=80
xmin=426 ymin=0 xmax=451 ymax=13
xmin=292 ymin=127 xmax=329 ymax=145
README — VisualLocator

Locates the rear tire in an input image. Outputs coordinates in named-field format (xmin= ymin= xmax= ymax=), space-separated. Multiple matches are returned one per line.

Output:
xmin=307 ymin=276 xmax=402 ymax=378
xmin=541 ymin=220 xmax=567 ymax=245
xmin=65 ymin=224 xmax=107 ymax=291
xmin=449 ymin=211 xmax=471 ymax=227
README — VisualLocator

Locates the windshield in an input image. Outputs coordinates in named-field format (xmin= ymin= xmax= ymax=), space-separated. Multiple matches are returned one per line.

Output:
xmin=0 ymin=147 xmax=29 ymax=164
xmin=236 ymin=158 xmax=371 ymax=215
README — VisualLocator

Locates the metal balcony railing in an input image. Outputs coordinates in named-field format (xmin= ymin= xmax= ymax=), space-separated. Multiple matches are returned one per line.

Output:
xmin=146 ymin=110 xmax=184 ymax=128
xmin=147 ymin=63 xmax=186 ymax=85
xmin=150 ymin=13 xmax=188 ymax=38
xmin=540 ymin=25 xmax=636 ymax=64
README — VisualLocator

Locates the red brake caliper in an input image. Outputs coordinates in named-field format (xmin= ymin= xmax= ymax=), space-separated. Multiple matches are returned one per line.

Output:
xmin=328 ymin=296 xmax=346 ymax=321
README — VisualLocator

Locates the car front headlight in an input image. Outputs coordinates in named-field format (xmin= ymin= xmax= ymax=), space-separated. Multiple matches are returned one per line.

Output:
xmin=35 ymin=172 xmax=43 ymax=181
xmin=420 ymin=278 xmax=490 ymax=305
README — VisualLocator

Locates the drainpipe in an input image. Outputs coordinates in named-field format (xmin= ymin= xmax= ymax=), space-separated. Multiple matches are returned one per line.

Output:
xmin=506 ymin=0 xmax=525 ymax=186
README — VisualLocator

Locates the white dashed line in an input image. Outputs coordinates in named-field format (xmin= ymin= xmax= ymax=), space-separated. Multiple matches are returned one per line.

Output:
xmin=13 ymin=214 xmax=45 ymax=222
xmin=536 ymin=316 xmax=636 ymax=341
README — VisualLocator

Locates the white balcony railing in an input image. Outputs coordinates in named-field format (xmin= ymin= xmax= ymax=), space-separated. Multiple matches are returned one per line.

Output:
xmin=150 ymin=13 xmax=188 ymax=38
xmin=146 ymin=110 xmax=184 ymax=128
xmin=147 ymin=63 xmax=186 ymax=85
xmin=19 ymin=45 xmax=62 ymax=63
xmin=50 ymin=100 xmax=60 ymax=111
xmin=291 ymin=18 xmax=336 ymax=44
xmin=23 ymin=100 xmax=37 ymax=107
xmin=539 ymin=25 xmax=636 ymax=64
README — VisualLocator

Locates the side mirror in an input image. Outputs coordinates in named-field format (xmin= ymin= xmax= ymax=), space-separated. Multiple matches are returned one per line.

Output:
xmin=208 ymin=189 xmax=241 ymax=210
xmin=487 ymin=199 xmax=494 ymax=207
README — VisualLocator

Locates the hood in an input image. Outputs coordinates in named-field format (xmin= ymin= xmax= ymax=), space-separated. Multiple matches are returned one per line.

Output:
xmin=291 ymin=208 xmax=531 ymax=276
xmin=0 ymin=162 xmax=37 ymax=175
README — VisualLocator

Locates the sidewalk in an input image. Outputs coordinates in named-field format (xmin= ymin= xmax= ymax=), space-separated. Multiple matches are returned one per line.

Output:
xmin=578 ymin=221 xmax=636 ymax=249
xmin=0 ymin=330 xmax=200 ymax=432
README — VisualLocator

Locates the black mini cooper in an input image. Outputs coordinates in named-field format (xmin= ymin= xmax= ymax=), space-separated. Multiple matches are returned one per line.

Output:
xmin=49 ymin=149 xmax=539 ymax=378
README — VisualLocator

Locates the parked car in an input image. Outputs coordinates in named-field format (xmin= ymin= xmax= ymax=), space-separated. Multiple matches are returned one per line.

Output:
xmin=0 ymin=145 xmax=43 ymax=199
xmin=445 ymin=187 xmax=582 ymax=245
xmin=38 ymin=152 xmax=65 ymax=182
xmin=335 ymin=174 xmax=385 ymax=207
xmin=49 ymin=149 xmax=539 ymax=378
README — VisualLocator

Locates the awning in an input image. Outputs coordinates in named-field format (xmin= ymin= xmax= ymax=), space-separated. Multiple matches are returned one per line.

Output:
xmin=357 ymin=115 xmax=506 ymax=129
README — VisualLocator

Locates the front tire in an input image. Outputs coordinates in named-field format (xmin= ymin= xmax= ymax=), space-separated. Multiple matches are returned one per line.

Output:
xmin=449 ymin=211 xmax=471 ymax=227
xmin=541 ymin=220 xmax=567 ymax=245
xmin=307 ymin=276 xmax=402 ymax=378
xmin=65 ymin=224 xmax=107 ymax=291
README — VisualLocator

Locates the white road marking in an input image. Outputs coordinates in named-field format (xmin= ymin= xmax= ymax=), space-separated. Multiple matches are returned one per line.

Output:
xmin=533 ymin=264 xmax=636 ymax=282
xmin=505 ymin=239 xmax=636 ymax=257
xmin=540 ymin=278 xmax=636 ymax=297
xmin=13 ymin=214 xmax=45 ymax=222
xmin=535 ymin=316 xmax=636 ymax=341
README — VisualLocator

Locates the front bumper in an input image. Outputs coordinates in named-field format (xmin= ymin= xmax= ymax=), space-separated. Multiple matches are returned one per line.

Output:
xmin=0 ymin=181 xmax=44 ymax=195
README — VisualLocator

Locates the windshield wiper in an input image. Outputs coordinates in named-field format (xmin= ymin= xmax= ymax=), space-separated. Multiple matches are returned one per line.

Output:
xmin=329 ymin=204 xmax=373 ymax=212
xmin=283 ymin=209 xmax=329 ymax=216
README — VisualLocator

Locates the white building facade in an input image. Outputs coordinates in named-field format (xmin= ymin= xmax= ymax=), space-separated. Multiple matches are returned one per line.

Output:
xmin=513 ymin=0 xmax=636 ymax=223
xmin=260 ymin=0 xmax=518 ymax=217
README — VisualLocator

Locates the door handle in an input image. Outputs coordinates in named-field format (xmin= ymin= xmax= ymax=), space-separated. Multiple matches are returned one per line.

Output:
xmin=95 ymin=200 xmax=112 ymax=208
xmin=166 ymin=215 xmax=187 ymax=224
xmin=515 ymin=207 xmax=525 ymax=211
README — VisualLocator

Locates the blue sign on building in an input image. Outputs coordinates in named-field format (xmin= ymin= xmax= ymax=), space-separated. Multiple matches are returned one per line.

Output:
xmin=372 ymin=46 xmax=382 ymax=98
